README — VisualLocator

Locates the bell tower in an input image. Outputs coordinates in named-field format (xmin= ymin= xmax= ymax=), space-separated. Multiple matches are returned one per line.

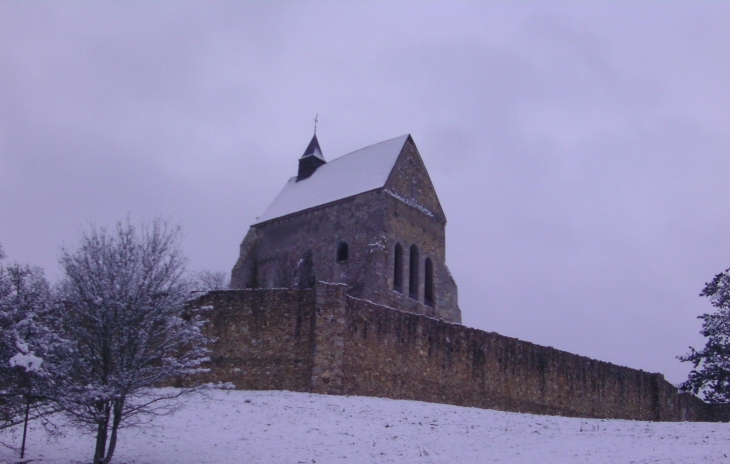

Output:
xmin=297 ymin=134 xmax=326 ymax=181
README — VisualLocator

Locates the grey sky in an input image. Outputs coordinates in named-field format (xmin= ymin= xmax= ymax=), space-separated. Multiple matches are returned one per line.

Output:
xmin=2 ymin=2 xmax=729 ymax=384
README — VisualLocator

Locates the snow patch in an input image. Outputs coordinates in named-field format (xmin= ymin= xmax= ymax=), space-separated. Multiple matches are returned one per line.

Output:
xmin=9 ymin=351 xmax=43 ymax=373
xmin=385 ymin=189 xmax=435 ymax=217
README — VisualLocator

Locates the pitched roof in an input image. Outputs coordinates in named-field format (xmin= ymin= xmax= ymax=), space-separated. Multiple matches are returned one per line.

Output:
xmin=254 ymin=134 xmax=409 ymax=224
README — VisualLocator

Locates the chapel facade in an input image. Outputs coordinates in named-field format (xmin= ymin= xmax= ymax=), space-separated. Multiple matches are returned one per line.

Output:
xmin=231 ymin=134 xmax=461 ymax=323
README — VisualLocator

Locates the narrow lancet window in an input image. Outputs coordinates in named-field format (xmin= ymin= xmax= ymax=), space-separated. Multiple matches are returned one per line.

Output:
xmin=337 ymin=242 xmax=349 ymax=262
xmin=409 ymin=245 xmax=419 ymax=300
xmin=393 ymin=243 xmax=403 ymax=293
xmin=424 ymin=258 xmax=434 ymax=307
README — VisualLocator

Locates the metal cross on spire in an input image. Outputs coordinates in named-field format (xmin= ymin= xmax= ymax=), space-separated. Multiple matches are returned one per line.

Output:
xmin=313 ymin=114 xmax=319 ymax=135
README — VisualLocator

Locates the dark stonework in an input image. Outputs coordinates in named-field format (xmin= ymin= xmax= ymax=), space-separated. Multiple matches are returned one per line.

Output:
xmin=310 ymin=283 xmax=348 ymax=394
xmin=231 ymin=135 xmax=461 ymax=323
xmin=188 ymin=289 xmax=315 ymax=391
xmin=187 ymin=283 xmax=728 ymax=423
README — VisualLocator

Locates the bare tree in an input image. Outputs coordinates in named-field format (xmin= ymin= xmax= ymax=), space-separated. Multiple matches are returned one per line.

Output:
xmin=55 ymin=219 xmax=210 ymax=464
xmin=190 ymin=270 xmax=230 ymax=293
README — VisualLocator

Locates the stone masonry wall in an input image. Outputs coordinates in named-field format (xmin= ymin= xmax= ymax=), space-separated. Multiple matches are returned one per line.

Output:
xmin=231 ymin=192 xmax=388 ymax=298
xmin=190 ymin=289 xmax=315 ymax=392
xmin=382 ymin=192 xmax=460 ymax=322
xmin=310 ymin=283 xmax=348 ymax=395
xmin=230 ymin=190 xmax=462 ymax=323
xmin=188 ymin=284 xmax=725 ymax=422
xmin=342 ymin=296 xmax=710 ymax=421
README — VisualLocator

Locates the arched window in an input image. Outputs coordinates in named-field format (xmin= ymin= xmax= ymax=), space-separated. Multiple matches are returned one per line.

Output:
xmin=424 ymin=258 xmax=434 ymax=307
xmin=393 ymin=243 xmax=403 ymax=293
xmin=409 ymin=245 xmax=419 ymax=300
xmin=336 ymin=242 xmax=349 ymax=263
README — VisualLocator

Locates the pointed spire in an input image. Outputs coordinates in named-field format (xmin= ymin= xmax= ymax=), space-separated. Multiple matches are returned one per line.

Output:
xmin=300 ymin=134 xmax=324 ymax=161
xmin=297 ymin=134 xmax=326 ymax=181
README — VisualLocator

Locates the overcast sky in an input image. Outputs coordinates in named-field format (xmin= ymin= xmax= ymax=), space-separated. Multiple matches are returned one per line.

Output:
xmin=2 ymin=2 xmax=729 ymax=384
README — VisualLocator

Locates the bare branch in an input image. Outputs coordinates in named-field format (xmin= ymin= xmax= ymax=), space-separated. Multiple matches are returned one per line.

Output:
xmin=54 ymin=218 xmax=211 ymax=463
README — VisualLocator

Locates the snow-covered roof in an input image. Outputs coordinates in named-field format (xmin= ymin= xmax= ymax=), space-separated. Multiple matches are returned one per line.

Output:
xmin=255 ymin=134 xmax=409 ymax=224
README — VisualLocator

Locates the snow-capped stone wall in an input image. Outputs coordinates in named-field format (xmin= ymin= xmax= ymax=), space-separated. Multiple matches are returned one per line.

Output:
xmin=187 ymin=283 xmax=727 ymax=422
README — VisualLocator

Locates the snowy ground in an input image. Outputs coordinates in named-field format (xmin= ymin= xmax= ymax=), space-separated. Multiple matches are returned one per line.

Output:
xmin=1 ymin=389 xmax=729 ymax=464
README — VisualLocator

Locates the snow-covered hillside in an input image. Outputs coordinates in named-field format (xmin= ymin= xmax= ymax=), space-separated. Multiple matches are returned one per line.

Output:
xmin=2 ymin=389 xmax=728 ymax=463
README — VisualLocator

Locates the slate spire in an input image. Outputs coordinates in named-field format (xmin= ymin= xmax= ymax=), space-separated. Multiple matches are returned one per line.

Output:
xmin=301 ymin=134 xmax=324 ymax=161
xmin=297 ymin=134 xmax=326 ymax=181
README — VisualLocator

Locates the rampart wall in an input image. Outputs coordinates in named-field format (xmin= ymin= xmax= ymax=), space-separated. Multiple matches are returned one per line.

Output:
xmin=189 ymin=283 xmax=726 ymax=422
xmin=195 ymin=289 xmax=315 ymax=392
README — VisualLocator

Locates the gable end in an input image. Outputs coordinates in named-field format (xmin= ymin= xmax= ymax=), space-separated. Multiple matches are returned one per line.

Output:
xmin=384 ymin=135 xmax=446 ymax=223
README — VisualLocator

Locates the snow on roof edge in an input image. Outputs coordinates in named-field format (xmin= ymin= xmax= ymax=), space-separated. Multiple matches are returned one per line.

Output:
xmin=253 ymin=185 xmax=385 ymax=226
xmin=333 ymin=133 xmax=410 ymax=162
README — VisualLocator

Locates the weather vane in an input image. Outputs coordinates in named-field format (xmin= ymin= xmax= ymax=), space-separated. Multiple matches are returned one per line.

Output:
xmin=314 ymin=114 xmax=319 ymax=135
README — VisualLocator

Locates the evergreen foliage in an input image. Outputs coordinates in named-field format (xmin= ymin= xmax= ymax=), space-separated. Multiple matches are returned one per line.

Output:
xmin=680 ymin=268 xmax=730 ymax=403
xmin=0 ymin=244 xmax=64 ymax=431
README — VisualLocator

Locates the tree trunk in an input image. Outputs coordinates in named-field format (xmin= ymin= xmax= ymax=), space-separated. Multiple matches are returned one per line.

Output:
xmin=93 ymin=402 xmax=111 ymax=464
xmin=20 ymin=396 xmax=30 ymax=459
xmin=100 ymin=399 xmax=124 ymax=464
xmin=93 ymin=421 xmax=108 ymax=464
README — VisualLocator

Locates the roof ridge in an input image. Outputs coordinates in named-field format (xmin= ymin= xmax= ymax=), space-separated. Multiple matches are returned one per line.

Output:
xmin=326 ymin=134 xmax=409 ymax=164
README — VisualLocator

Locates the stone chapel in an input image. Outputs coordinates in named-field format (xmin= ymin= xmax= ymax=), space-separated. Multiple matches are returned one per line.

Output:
xmin=196 ymin=133 xmax=719 ymax=422
xmin=231 ymin=134 xmax=462 ymax=323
